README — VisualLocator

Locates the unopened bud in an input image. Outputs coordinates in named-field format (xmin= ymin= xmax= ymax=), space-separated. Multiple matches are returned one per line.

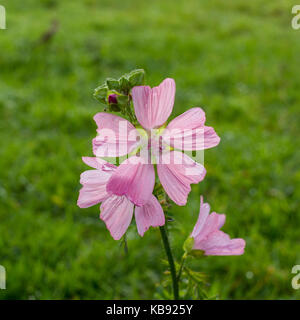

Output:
xmin=128 ymin=69 xmax=145 ymax=87
xmin=117 ymin=94 xmax=129 ymax=108
xmin=108 ymin=94 xmax=118 ymax=105
xmin=119 ymin=76 xmax=130 ymax=94
xmin=94 ymin=84 xmax=108 ymax=104
xmin=106 ymin=78 xmax=120 ymax=91
xmin=183 ymin=237 xmax=195 ymax=254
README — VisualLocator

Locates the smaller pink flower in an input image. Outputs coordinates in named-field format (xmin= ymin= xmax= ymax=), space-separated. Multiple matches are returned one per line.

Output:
xmin=191 ymin=197 xmax=245 ymax=256
xmin=77 ymin=157 xmax=165 ymax=240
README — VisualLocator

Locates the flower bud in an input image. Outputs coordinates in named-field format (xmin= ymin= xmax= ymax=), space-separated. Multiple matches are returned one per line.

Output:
xmin=183 ymin=237 xmax=195 ymax=254
xmin=106 ymin=78 xmax=120 ymax=91
xmin=108 ymin=94 xmax=118 ymax=105
xmin=116 ymin=94 xmax=129 ymax=108
xmin=107 ymin=94 xmax=121 ymax=112
xmin=128 ymin=69 xmax=145 ymax=87
xmin=119 ymin=76 xmax=130 ymax=94
xmin=93 ymin=84 xmax=108 ymax=104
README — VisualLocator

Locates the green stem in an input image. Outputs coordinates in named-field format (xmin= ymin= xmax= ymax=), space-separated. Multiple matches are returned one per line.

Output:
xmin=177 ymin=253 xmax=187 ymax=282
xmin=159 ymin=226 xmax=179 ymax=300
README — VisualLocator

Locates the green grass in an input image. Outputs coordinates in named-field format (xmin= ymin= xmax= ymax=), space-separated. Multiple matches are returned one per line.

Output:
xmin=0 ymin=0 xmax=299 ymax=299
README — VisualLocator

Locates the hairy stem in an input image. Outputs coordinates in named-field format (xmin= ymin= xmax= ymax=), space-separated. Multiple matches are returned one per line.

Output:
xmin=159 ymin=226 xmax=179 ymax=300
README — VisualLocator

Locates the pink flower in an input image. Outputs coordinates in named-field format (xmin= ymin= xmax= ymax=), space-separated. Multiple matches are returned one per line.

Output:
xmin=77 ymin=157 xmax=165 ymax=240
xmin=191 ymin=197 xmax=245 ymax=256
xmin=93 ymin=78 xmax=220 ymax=207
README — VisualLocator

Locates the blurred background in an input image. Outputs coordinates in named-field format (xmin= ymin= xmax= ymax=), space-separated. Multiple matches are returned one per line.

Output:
xmin=0 ymin=0 xmax=299 ymax=299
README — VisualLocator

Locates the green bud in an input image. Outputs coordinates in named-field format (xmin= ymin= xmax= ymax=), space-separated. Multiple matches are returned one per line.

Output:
xmin=119 ymin=76 xmax=130 ymax=94
xmin=94 ymin=84 xmax=108 ymax=103
xmin=183 ymin=237 xmax=195 ymax=254
xmin=106 ymin=78 xmax=120 ymax=91
xmin=128 ymin=69 xmax=145 ymax=87
xmin=117 ymin=94 xmax=129 ymax=108
xmin=189 ymin=250 xmax=205 ymax=258
xmin=110 ymin=104 xmax=121 ymax=112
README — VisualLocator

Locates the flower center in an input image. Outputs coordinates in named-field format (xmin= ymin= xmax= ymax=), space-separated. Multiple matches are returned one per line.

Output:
xmin=134 ymin=127 xmax=169 ymax=164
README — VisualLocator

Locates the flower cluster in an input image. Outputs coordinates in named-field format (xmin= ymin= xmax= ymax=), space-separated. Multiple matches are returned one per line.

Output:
xmin=77 ymin=70 xmax=245 ymax=258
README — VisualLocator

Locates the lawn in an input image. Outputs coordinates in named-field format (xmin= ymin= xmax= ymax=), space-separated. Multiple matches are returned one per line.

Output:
xmin=0 ymin=0 xmax=299 ymax=299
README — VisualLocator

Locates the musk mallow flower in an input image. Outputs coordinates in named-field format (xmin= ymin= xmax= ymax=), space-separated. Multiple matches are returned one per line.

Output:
xmin=93 ymin=78 xmax=220 ymax=207
xmin=190 ymin=196 xmax=245 ymax=256
xmin=77 ymin=156 xmax=165 ymax=240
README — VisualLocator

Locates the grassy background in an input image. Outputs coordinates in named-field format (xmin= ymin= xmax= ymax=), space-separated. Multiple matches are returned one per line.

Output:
xmin=0 ymin=0 xmax=299 ymax=299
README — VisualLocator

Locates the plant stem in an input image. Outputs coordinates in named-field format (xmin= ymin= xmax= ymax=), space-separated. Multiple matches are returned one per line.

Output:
xmin=159 ymin=226 xmax=179 ymax=300
xmin=177 ymin=254 xmax=187 ymax=282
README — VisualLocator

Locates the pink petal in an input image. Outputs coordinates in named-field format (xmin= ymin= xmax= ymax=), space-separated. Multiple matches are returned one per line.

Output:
xmin=191 ymin=196 xmax=210 ymax=238
xmin=82 ymin=157 xmax=116 ymax=171
xmin=77 ymin=169 xmax=112 ymax=208
xmin=106 ymin=156 xmax=155 ymax=206
xmin=202 ymin=126 xmax=221 ymax=150
xmin=132 ymin=78 xmax=175 ymax=129
xmin=197 ymin=230 xmax=246 ymax=256
xmin=215 ymin=212 xmax=226 ymax=229
xmin=80 ymin=169 xmax=111 ymax=185
xmin=135 ymin=195 xmax=165 ymax=236
xmin=162 ymin=107 xmax=220 ymax=150
xmin=157 ymin=151 xmax=206 ymax=206
xmin=77 ymin=185 xmax=109 ymax=208
xmin=166 ymin=107 xmax=206 ymax=130
xmin=100 ymin=195 xmax=134 ymax=240
xmin=193 ymin=212 xmax=224 ymax=243
xmin=93 ymin=112 xmax=140 ymax=157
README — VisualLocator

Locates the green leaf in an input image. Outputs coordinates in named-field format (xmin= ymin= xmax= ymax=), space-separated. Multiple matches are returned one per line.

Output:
xmin=106 ymin=78 xmax=120 ymax=91
xmin=117 ymin=94 xmax=129 ymax=108
xmin=189 ymin=249 xmax=205 ymax=258
xmin=183 ymin=237 xmax=194 ymax=254
xmin=119 ymin=76 xmax=130 ymax=94
xmin=128 ymin=69 xmax=145 ymax=87
xmin=189 ymin=270 xmax=207 ymax=283
xmin=93 ymin=84 xmax=108 ymax=103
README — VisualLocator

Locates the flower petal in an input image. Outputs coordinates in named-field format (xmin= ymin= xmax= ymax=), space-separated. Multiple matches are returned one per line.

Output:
xmin=196 ymin=230 xmax=246 ymax=256
xmin=77 ymin=169 xmax=112 ymax=208
xmin=157 ymin=151 xmax=206 ymax=206
xmin=193 ymin=211 xmax=225 ymax=243
xmin=191 ymin=196 xmax=210 ymax=238
xmin=93 ymin=112 xmax=140 ymax=157
xmin=80 ymin=169 xmax=111 ymax=185
xmin=106 ymin=156 xmax=155 ymax=206
xmin=82 ymin=157 xmax=116 ymax=171
xmin=132 ymin=78 xmax=175 ymax=129
xmin=166 ymin=107 xmax=206 ymax=130
xmin=215 ymin=212 xmax=226 ymax=229
xmin=202 ymin=126 xmax=221 ymax=150
xmin=162 ymin=107 xmax=220 ymax=150
xmin=100 ymin=195 xmax=134 ymax=240
xmin=135 ymin=195 xmax=165 ymax=236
